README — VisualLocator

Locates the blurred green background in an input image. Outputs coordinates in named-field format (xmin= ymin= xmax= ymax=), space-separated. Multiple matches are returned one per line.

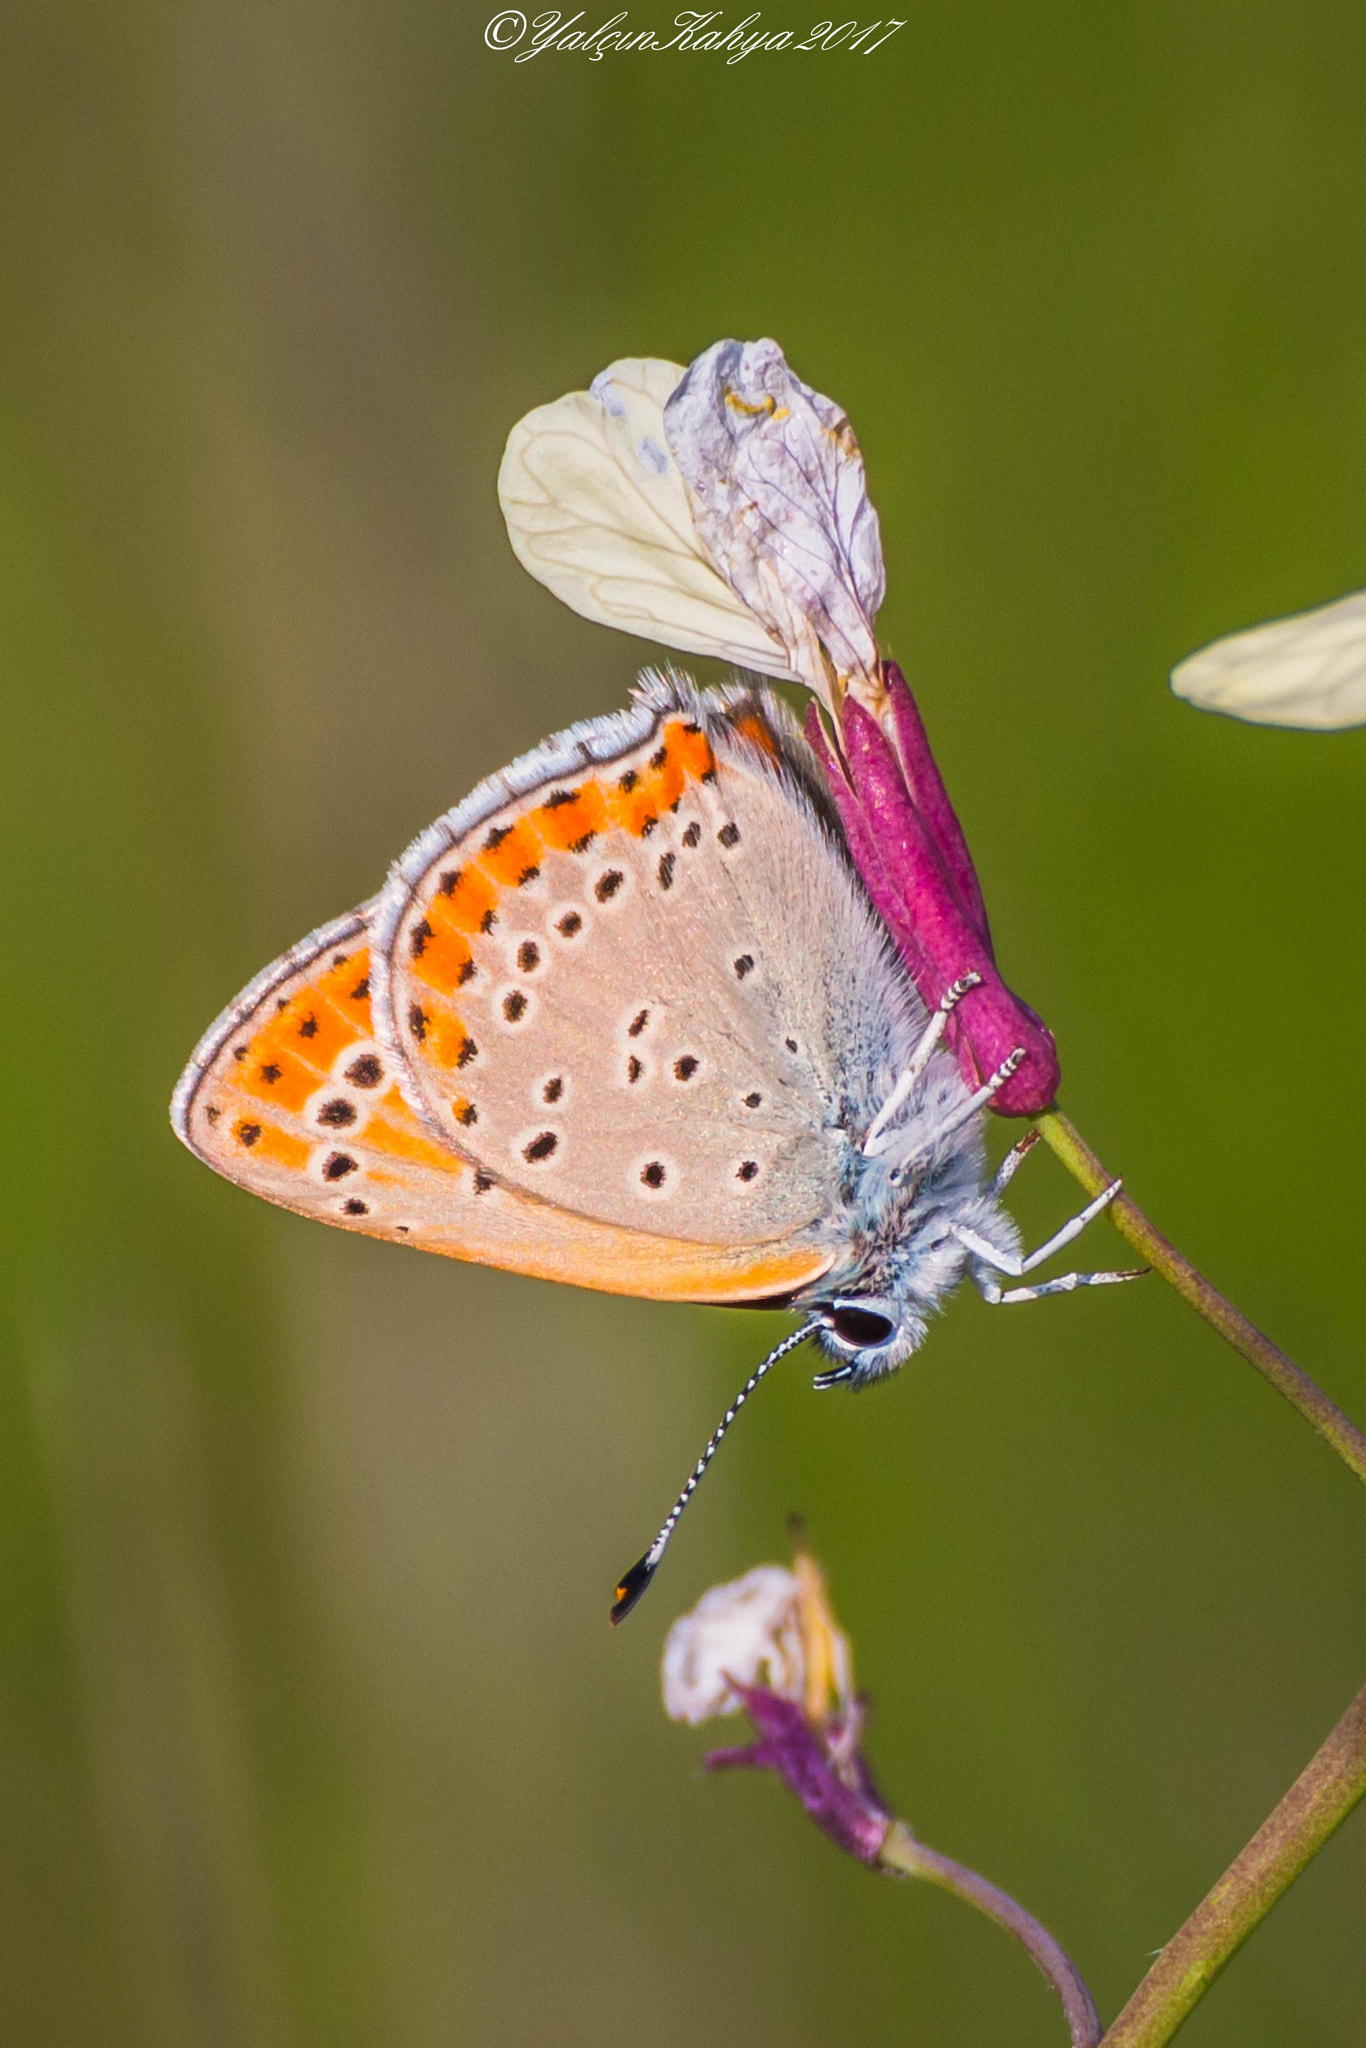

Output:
xmin=2 ymin=2 xmax=1365 ymax=2042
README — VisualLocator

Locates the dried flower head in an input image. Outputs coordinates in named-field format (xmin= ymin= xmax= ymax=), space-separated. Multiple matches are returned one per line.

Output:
xmin=498 ymin=341 xmax=883 ymax=713
xmin=661 ymin=1565 xmax=806 ymax=1725
xmin=662 ymin=1549 xmax=852 ymax=1727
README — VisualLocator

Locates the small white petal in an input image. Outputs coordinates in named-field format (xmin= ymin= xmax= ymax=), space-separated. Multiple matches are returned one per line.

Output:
xmin=1171 ymin=587 xmax=1366 ymax=731
xmin=661 ymin=1565 xmax=805 ymax=1725
xmin=498 ymin=357 xmax=800 ymax=680
xmin=664 ymin=339 xmax=885 ymax=705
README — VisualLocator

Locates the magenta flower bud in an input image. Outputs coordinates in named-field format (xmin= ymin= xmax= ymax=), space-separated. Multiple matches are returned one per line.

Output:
xmin=807 ymin=664 xmax=1060 ymax=1118
xmin=706 ymin=1685 xmax=891 ymax=1866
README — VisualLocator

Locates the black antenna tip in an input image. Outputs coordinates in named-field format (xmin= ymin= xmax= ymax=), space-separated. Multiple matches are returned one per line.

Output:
xmin=610 ymin=1552 xmax=657 ymax=1626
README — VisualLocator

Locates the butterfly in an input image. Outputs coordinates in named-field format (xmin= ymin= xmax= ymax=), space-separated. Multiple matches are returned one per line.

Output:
xmin=174 ymin=669 xmax=1139 ymax=1616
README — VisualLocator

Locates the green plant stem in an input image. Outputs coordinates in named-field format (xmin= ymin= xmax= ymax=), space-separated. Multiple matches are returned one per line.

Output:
xmin=1034 ymin=1109 xmax=1366 ymax=1488
xmin=1032 ymin=1106 xmax=1366 ymax=2040
xmin=878 ymin=1821 xmax=1102 ymax=2047
xmin=1098 ymin=1681 xmax=1366 ymax=2047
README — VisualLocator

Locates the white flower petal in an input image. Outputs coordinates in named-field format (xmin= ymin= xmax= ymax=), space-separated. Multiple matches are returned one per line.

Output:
xmin=498 ymin=357 xmax=800 ymax=679
xmin=664 ymin=338 xmax=885 ymax=704
xmin=660 ymin=1565 xmax=804 ymax=1726
xmin=1171 ymin=588 xmax=1366 ymax=731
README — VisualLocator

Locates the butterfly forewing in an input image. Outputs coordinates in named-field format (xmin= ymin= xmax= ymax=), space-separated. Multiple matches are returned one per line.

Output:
xmin=372 ymin=677 xmax=919 ymax=1251
xmin=171 ymin=906 xmax=469 ymax=1237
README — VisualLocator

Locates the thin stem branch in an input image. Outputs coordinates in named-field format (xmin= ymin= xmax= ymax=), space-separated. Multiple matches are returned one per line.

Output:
xmin=878 ymin=1820 xmax=1102 ymax=2047
xmin=1099 ymin=1681 xmax=1366 ymax=2047
xmin=1034 ymin=1109 xmax=1366 ymax=1488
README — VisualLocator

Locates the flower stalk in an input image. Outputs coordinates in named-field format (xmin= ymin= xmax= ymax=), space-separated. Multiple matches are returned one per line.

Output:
xmin=878 ymin=1824 xmax=1102 ymax=2048
xmin=1098 ymin=1680 xmax=1366 ymax=2047
xmin=1034 ymin=1109 xmax=1366 ymax=1489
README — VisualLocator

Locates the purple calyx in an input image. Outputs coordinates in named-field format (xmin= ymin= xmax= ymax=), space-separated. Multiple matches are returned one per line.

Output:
xmin=807 ymin=661 xmax=1060 ymax=1119
xmin=706 ymin=1684 xmax=890 ymax=1866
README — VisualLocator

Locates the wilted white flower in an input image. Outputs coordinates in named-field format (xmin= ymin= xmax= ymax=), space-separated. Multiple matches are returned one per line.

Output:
xmin=498 ymin=339 xmax=885 ymax=712
xmin=1171 ymin=587 xmax=1366 ymax=731
xmin=661 ymin=1565 xmax=805 ymax=1725
xmin=661 ymin=1557 xmax=853 ymax=1727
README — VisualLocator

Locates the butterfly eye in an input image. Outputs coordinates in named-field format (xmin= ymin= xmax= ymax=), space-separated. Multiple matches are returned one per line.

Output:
xmin=829 ymin=1304 xmax=896 ymax=1349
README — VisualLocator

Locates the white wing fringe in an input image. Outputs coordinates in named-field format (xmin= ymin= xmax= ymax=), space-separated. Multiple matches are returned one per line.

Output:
xmin=1172 ymin=587 xmax=1366 ymax=731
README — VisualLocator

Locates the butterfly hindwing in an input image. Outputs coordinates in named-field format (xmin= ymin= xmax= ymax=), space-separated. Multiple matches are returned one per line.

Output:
xmin=172 ymin=894 xmax=834 ymax=1304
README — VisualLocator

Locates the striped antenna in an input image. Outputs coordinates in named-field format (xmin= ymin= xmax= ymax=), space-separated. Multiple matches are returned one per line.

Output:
xmin=610 ymin=1320 xmax=820 ymax=1624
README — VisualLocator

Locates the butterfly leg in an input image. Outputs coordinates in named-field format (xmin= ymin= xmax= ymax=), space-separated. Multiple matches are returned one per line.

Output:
xmin=863 ymin=973 xmax=983 ymax=1157
xmin=958 ymin=1180 xmax=1146 ymax=1302
xmin=989 ymin=1128 xmax=1041 ymax=1197
xmin=957 ymin=1179 xmax=1124 ymax=1277
xmin=891 ymin=1046 xmax=1027 ymax=1176
xmin=971 ymin=1265 xmax=1147 ymax=1306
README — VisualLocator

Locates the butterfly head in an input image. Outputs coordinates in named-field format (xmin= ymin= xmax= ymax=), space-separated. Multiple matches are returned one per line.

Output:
xmin=808 ymin=1296 xmax=917 ymax=1387
xmin=801 ymin=1148 xmax=1011 ymax=1387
